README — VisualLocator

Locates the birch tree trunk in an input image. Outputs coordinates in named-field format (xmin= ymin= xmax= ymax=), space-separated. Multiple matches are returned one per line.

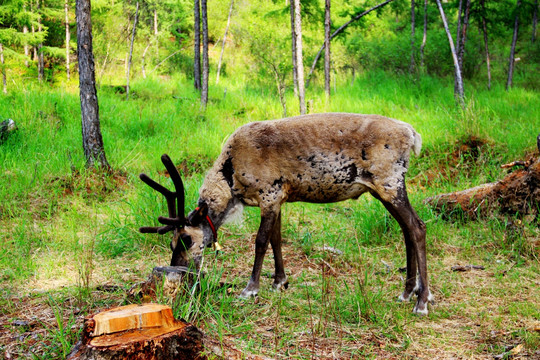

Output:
xmin=126 ymin=1 xmax=139 ymax=101
xmin=37 ymin=0 xmax=44 ymax=82
xmin=456 ymin=0 xmax=470 ymax=89
xmin=456 ymin=0 xmax=463 ymax=53
xmin=76 ymin=0 xmax=111 ymax=170
xmin=435 ymin=0 xmax=464 ymax=105
xmin=142 ymin=40 xmax=152 ymax=79
xmin=324 ymin=0 xmax=331 ymax=99
xmin=506 ymin=0 xmax=521 ymax=91
xmin=23 ymin=2 xmax=29 ymax=69
xmin=419 ymin=0 xmax=427 ymax=70
xmin=216 ymin=0 xmax=233 ymax=85
xmin=290 ymin=0 xmax=298 ymax=97
xmin=194 ymin=0 xmax=201 ymax=91
xmin=201 ymin=0 xmax=209 ymax=108
xmin=66 ymin=0 xmax=71 ymax=81
xmin=409 ymin=0 xmax=416 ymax=74
xmin=293 ymin=0 xmax=306 ymax=115
xmin=480 ymin=0 xmax=491 ymax=90
xmin=0 ymin=43 xmax=6 ymax=94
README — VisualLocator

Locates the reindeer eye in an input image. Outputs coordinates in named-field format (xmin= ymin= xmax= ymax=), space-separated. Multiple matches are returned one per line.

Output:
xmin=179 ymin=234 xmax=192 ymax=249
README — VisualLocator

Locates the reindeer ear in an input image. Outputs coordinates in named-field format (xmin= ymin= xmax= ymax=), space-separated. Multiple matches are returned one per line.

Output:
xmin=187 ymin=202 xmax=208 ymax=226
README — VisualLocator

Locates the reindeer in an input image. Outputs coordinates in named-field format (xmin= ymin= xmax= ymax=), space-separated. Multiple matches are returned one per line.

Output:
xmin=139 ymin=113 xmax=433 ymax=315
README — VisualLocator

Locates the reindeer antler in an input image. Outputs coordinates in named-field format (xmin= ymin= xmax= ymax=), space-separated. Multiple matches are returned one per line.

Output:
xmin=139 ymin=154 xmax=185 ymax=234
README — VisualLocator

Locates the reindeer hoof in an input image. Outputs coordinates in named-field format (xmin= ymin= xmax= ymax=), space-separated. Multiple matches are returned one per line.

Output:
xmin=413 ymin=302 xmax=429 ymax=316
xmin=239 ymin=287 xmax=258 ymax=299
xmin=272 ymin=279 xmax=289 ymax=291
xmin=398 ymin=292 xmax=414 ymax=302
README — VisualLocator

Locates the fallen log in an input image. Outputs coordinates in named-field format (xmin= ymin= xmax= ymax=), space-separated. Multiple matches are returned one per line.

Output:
xmin=67 ymin=304 xmax=206 ymax=360
xmin=425 ymin=135 xmax=540 ymax=220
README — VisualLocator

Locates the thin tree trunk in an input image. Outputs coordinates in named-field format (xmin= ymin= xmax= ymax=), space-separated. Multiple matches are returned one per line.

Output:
xmin=97 ymin=41 xmax=110 ymax=86
xmin=456 ymin=0 xmax=463 ymax=51
xmin=456 ymin=0 xmax=470 ymax=88
xmin=0 ymin=43 xmax=6 ymax=94
xmin=142 ymin=40 xmax=152 ymax=79
xmin=480 ymin=0 xmax=491 ymax=90
xmin=216 ymin=0 xmax=233 ymax=85
xmin=324 ymin=0 xmax=331 ymax=98
xmin=409 ymin=0 xmax=416 ymax=74
xmin=290 ymin=0 xmax=298 ymax=97
xmin=194 ymin=0 xmax=201 ymax=91
xmin=76 ymin=0 xmax=111 ymax=170
xmin=270 ymin=63 xmax=287 ymax=118
xmin=23 ymin=3 xmax=29 ymax=68
xmin=154 ymin=8 xmax=158 ymax=62
xmin=506 ymin=0 xmax=521 ymax=91
xmin=126 ymin=1 xmax=139 ymax=101
xmin=420 ymin=0 xmax=427 ymax=70
xmin=293 ymin=0 xmax=306 ymax=115
xmin=435 ymin=0 xmax=464 ymax=105
xmin=532 ymin=0 xmax=538 ymax=43
xmin=37 ymin=0 xmax=44 ymax=82
xmin=66 ymin=0 xmax=71 ymax=81
xmin=306 ymin=0 xmax=395 ymax=88
xmin=201 ymin=0 xmax=209 ymax=107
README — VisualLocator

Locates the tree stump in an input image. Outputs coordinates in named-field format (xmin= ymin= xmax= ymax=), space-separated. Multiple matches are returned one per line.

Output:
xmin=67 ymin=304 xmax=206 ymax=360
xmin=128 ymin=266 xmax=200 ymax=302
xmin=425 ymin=135 xmax=540 ymax=220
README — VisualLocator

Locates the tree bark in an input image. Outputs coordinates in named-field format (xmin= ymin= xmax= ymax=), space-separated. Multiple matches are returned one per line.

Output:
xmin=306 ymin=0 xmax=395 ymax=88
xmin=324 ymin=0 xmax=331 ymax=98
xmin=0 ymin=43 xmax=6 ymax=94
xmin=142 ymin=40 xmax=152 ymax=79
xmin=425 ymin=140 xmax=540 ymax=220
xmin=293 ymin=0 xmax=306 ymax=115
xmin=480 ymin=0 xmax=491 ymax=90
xmin=126 ymin=1 xmax=139 ymax=101
xmin=201 ymin=0 xmax=209 ymax=108
xmin=76 ymin=0 xmax=111 ymax=170
xmin=456 ymin=0 xmax=470 ymax=89
xmin=409 ymin=0 xmax=416 ymax=74
xmin=216 ymin=0 xmax=233 ymax=85
xmin=23 ymin=3 xmax=30 ymax=69
xmin=193 ymin=0 xmax=201 ymax=91
xmin=66 ymin=0 xmax=71 ymax=81
xmin=533 ymin=0 xmax=538 ymax=43
xmin=455 ymin=0 xmax=463 ymax=53
xmin=435 ymin=0 xmax=464 ymax=105
xmin=37 ymin=0 xmax=44 ymax=82
xmin=506 ymin=0 xmax=521 ymax=91
xmin=290 ymin=0 xmax=298 ymax=97
xmin=420 ymin=0 xmax=427 ymax=70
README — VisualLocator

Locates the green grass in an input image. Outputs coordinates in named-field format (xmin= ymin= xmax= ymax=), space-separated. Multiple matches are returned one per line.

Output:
xmin=0 ymin=72 xmax=539 ymax=359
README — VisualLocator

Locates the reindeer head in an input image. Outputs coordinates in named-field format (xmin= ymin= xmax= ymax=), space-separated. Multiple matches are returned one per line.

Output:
xmin=139 ymin=154 xmax=214 ymax=268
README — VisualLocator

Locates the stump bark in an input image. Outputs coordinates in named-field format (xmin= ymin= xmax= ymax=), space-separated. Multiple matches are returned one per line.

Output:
xmin=67 ymin=304 xmax=206 ymax=360
xmin=425 ymin=136 xmax=540 ymax=220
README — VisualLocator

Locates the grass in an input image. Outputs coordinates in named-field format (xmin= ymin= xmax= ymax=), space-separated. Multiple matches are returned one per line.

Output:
xmin=0 ymin=71 xmax=539 ymax=359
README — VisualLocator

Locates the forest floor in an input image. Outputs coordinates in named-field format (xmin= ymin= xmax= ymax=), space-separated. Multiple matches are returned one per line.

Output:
xmin=1 ymin=75 xmax=539 ymax=359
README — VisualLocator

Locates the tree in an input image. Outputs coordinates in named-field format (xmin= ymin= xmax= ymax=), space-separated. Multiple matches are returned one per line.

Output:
xmin=419 ymin=0 xmax=427 ymax=70
xmin=293 ymin=0 xmax=305 ymax=115
xmin=480 ymin=0 xmax=492 ymax=90
xmin=200 ymin=0 xmax=208 ymax=108
xmin=76 ymin=0 xmax=111 ymax=170
xmin=0 ymin=42 xmax=6 ymax=94
xmin=324 ymin=0 xmax=331 ymax=98
xmin=435 ymin=0 xmax=464 ymax=105
xmin=409 ymin=0 xmax=416 ymax=74
xmin=126 ymin=1 xmax=139 ymax=101
xmin=216 ymin=0 xmax=233 ymax=85
xmin=506 ymin=0 xmax=521 ymax=91
xmin=455 ymin=0 xmax=471 ymax=93
xmin=65 ymin=0 xmax=70 ymax=80
xmin=193 ymin=0 xmax=201 ymax=91
xmin=289 ymin=0 xmax=298 ymax=97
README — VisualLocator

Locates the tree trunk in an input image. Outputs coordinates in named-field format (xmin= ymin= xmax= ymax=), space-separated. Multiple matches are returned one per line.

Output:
xmin=290 ymin=0 xmax=298 ymax=97
xmin=419 ymin=0 xmax=427 ymax=70
xmin=76 ymin=0 xmax=111 ymax=170
xmin=23 ymin=20 xmax=29 ymax=67
xmin=293 ymin=0 xmax=306 ymax=115
xmin=324 ymin=0 xmax=331 ymax=99
xmin=126 ymin=2 xmax=139 ymax=101
xmin=435 ymin=0 xmax=464 ymax=105
xmin=66 ymin=0 xmax=71 ymax=81
xmin=216 ymin=0 xmax=233 ymax=85
xmin=66 ymin=304 xmax=206 ymax=360
xmin=533 ymin=0 xmax=538 ymax=43
xmin=193 ymin=0 xmax=201 ymax=91
xmin=409 ymin=0 xmax=416 ymax=74
xmin=425 ymin=139 xmax=540 ymax=220
xmin=480 ymin=0 xmax=491 ymax=90
xmin=142 ymin=40 xmax=152 ymax=79
xmin=0 ymin=43 xmax=6 ymax=94
xmin=37 ymin=0 xmax=44 ymax=82
xmin=455 ymin=0 xmax=463 ymax=53
xmin=201 ymin=0 xmax=209 ymax=108
xmin=506 ymin=0 xmax=521 ymax=91
xmin=270 ymin=63 xmax=287 ymax=118
xmin=455 ymin=0 xmax=470 ymax=90
xmin=306 ymin=0 xmax=395 ymax=88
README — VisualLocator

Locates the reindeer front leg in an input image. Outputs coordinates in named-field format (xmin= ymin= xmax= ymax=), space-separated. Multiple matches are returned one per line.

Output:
xmin=240 ymin=210 xmax=280 ymax=298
